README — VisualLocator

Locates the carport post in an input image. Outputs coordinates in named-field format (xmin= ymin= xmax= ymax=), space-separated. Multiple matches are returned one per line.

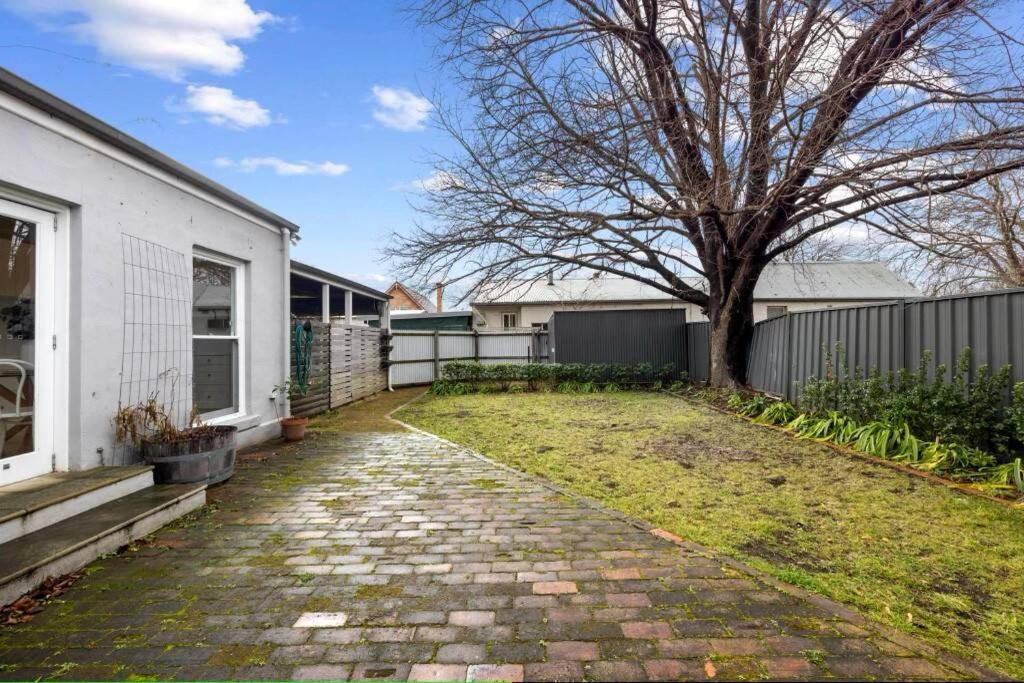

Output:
xmin=344 ymin=289 xmax=353 ymax=325
xmin=321 ymin=284 xmax=330 ymax=323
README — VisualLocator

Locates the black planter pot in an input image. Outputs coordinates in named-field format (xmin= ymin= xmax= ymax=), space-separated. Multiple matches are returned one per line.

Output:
xmin=142 ymin=425 xmax=237 ymax=486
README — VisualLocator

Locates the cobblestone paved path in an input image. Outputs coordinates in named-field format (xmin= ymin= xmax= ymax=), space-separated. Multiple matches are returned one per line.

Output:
xmin=0 ymin=391 xmax=991 ymax=681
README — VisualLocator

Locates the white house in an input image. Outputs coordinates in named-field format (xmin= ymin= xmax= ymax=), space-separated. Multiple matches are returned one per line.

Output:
xmin=0 ymin=68 xmax=296 ymax=603
xmin=472 ymin=261 xmax=923 ymax=329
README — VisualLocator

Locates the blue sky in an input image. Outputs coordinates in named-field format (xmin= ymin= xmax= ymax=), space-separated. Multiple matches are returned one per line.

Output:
xmin=0 ymin=0 xmax=453 ymax=290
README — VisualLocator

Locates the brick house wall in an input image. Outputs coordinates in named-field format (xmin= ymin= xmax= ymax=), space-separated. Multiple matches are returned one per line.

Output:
xmin=387 ymin=283 xmax=429 ymax=312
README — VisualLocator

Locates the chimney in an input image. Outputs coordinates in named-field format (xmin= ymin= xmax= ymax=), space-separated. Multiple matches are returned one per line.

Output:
xmin=434 ymin=283 xmax=444 ymax=312
xmin=547 ymin=271 xmax=555 ymax=286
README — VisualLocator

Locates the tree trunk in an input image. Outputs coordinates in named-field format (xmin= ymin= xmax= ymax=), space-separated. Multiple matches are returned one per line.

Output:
xmin=707 ymin=283 xmax=757 ymax=388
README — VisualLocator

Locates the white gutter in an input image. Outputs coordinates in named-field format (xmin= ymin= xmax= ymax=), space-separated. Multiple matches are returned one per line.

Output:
xmin=281 ymin=228 xmax=293 ymax=417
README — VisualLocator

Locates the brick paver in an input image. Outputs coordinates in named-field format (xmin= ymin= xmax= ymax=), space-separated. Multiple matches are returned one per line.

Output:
xmin=0 ymin=400 xmax=991 ymax=681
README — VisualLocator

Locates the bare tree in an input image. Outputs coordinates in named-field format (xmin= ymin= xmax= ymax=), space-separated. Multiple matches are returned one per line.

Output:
xmin=388 ymin=0 xmax=1024 ymax=387
xmin=883 ymin=166 xmax=1024 ymax=294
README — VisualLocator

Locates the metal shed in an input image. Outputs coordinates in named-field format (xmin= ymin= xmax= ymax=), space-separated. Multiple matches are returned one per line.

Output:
xmin=547 ymin=309 xmax=688 ymax=368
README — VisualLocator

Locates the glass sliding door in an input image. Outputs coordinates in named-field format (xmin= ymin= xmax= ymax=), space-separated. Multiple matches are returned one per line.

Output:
xmin=0 ymin=198 xmax=55 ymax=485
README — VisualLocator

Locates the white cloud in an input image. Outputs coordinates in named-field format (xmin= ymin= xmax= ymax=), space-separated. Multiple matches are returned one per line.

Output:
xmin=7 ymin=0 xmax=275 ymax=80
xmin=411 ymin=170 xmax=457 ymax=191
xmin=215 ymin=156 xmax=350 ymax=176
xmin=182 ymin=85 xmax=270 ymax=129
xmin=343 ymin=272 xmax=390 ymax=284
xmin=371 ymin=86 xmax=432 ymax=132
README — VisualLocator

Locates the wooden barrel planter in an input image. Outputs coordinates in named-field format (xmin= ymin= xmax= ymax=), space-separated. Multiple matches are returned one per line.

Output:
xmin=142 ymin=425 xmax=237 ymax=486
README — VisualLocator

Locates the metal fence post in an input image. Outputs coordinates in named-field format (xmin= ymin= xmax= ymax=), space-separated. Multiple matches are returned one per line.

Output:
xmin=433 ymin=330 xmax=441 ymax=381
xmin=473 ymin=329 xmax=479 ymax=362
xmin=897 ymin=298 xmax=906 ymax=375
xmin=783 ymin=313 xmax=793 ymax=401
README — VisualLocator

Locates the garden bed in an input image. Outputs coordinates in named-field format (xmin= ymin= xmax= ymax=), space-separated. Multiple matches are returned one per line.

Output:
xmin=398 ymin=391 xmax=1024 ymax=678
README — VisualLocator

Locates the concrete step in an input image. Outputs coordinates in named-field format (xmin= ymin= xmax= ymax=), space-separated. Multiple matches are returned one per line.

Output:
xmin=0 ymin=467 xmax=155 ymax=544
xmin=0 ymin=483 xmax=205 ymax=606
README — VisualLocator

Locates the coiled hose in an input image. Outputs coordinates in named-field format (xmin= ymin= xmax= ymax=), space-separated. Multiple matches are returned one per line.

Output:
xmin=292 ymin=320 xmax=314 ymax=392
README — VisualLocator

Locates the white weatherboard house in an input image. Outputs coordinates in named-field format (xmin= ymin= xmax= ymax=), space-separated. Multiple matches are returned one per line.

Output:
xmin=472 ymin=261 xmax=923 ymax=329
xmin=0 ymin=68 xmax=295 ymax=603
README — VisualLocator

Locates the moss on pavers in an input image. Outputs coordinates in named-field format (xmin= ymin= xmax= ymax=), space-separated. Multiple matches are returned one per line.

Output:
xmin=307 ymin=387 xmax=424 ymax=434
xmin=0 ymin=388 xmax=1000 ymax=681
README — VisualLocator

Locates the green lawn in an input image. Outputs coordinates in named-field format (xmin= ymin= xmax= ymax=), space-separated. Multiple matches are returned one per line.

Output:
xmin=397 ymin=391 xmax=1024 ymax=678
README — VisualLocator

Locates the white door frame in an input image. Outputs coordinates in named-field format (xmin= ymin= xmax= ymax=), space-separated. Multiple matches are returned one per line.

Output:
xmin=0 ymin=195 xmax=69 ymax=484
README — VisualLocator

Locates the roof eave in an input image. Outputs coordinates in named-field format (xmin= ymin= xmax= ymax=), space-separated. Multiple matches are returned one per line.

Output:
xmin=290 ymin=261 xmax=390 ymax=301
xmin=0 ymin=67 xmax=299 ymax=234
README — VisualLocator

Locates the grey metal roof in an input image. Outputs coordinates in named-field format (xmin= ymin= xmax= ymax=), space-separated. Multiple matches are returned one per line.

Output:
xmin=290 ymin=261 xmax=390 ymax=301
xmin=390 ymin=310 xmax=473 ymax=319
xmin=473 ymin=261 xmax=922 ymax=305
xmin=0 ymin=67 xmax=299 ymax=233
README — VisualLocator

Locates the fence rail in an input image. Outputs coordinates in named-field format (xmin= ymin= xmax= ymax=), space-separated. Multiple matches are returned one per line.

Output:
xmin=688 ymin=287 xmax=1024 ymax=403
xmin=390 ymin=330 xmax=549 ymax=386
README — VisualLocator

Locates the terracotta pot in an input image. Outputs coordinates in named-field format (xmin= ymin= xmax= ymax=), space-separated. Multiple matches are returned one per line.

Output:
xmin=281 ymin=416 xmax=309 ymax=441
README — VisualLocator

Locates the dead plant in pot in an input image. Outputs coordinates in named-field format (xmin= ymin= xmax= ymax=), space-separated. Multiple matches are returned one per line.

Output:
xmin=114 ymin=396 xmax=236 ymax=486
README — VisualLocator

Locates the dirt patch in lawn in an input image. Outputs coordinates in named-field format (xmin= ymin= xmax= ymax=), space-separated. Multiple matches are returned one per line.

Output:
xmin=648 ymin=434 xmax=762 ymax=464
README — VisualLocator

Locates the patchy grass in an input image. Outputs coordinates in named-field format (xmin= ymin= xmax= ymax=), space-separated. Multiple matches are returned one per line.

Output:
xmin=398 ymin=391 xmax=1024 ymax=678
xmin=308 ymin=387 xmax=423 ymax=434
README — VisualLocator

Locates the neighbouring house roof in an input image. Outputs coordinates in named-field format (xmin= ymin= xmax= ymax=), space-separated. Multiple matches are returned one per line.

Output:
xmin=0 ymin=67 xmax=299 ymax=234
xmin=291 ymin=261 xmax=390 ymax=301
xmin=388 ymin=310 xmax=472 ymax=319
xmin=387 ymin=282 xmax=437 ymax=313
xmin=472 ymin=262 xmax=922 ymax=305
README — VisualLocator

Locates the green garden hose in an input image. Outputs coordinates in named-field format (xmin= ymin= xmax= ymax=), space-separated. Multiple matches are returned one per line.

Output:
xmin=292 ymin=320 xmax=314 ymax=392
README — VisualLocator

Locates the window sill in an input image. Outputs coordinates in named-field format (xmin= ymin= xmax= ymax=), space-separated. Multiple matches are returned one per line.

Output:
xmin=203 ymin=412 xmax=260 ymax=431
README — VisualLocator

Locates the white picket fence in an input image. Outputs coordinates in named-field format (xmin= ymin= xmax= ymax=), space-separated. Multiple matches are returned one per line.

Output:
xmin=390 ymin=330 xmax=549 ymax=386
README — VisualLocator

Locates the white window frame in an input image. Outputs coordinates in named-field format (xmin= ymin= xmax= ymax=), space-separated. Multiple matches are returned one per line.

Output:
xmin=501 ymin=312 xmax=518 ymax=329
xmin=766 ymin=305 xmax=788 ymax=319
xmin=192 ymin=249 xmax=246 ymax=423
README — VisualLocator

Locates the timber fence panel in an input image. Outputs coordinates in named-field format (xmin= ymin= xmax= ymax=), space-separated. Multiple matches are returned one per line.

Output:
xmin=290 ymin=321 xmax=331 ymax=417
xmin=289 ymin=321 xmax=387 ymax=417
xmin=330 ymin=325 xmax=387 ymax=407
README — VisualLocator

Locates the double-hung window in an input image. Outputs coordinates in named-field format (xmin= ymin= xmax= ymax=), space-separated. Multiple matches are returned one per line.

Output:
xmin=502 ymin=312 xmax=518 ymax=328
xmin=192 ymin=253 xmax=245 ymax=420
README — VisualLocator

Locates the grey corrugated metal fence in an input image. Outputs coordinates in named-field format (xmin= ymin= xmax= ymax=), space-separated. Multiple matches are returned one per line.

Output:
xmin=548 ymin=309 xmax=687 ymax=368
xmin=695 ymin=288 xmax=1024 ymax=403
xmin=685 ymin=322 xmax=711 ymax=382
xmin=390 ymin=330 xmax=549 ymax=386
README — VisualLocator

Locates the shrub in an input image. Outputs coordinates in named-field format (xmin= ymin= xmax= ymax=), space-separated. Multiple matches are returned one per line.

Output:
xmin=752 ymin=401 xmax=797 ymax=426
xmin=791 ymin=411 xmax=859 ymax=444
xmin=984 ymin=458 xmax=1024 ymax=494
xmin=735 ymin=395 xmax=767 ymax=417
xmin=435 ymin=361 xmax=681 ymax=394
xmin=799 ymin=347 xmax=1015 ymax=456
xmin=1006 ymin=383 xmax=1024 ymax=444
